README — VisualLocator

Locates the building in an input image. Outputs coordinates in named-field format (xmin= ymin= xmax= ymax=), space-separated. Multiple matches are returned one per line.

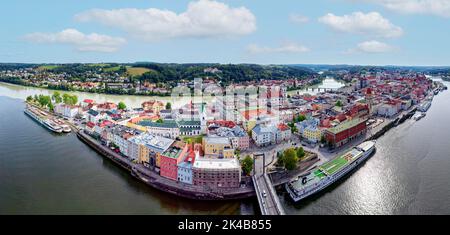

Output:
xmin=276 ymin=123 xmax=291 ymax=143
xmin=110 ymin=125 xmax=142 ymax=158
xmin=207 ymin=121 xmax=249 ymax=150
xmin=160 ymin=141 xmax=188 ymax=181
xmin=192 ymin=157 xmax=241 ymax=188
xmin=178 ymin=120 xmax=202 ymax=136
xmin=324 ymin=117 xmax=367 ymax=148
xmin=142 ymin=100 xmax=165 ymax=114
xmin=138 ymin=120 xmax=180 ymax=139
xmin=177 ymin=144 xmax=200 ymax=185
xmin=128 ymin=132 xmax=174 ymax=167
xmin=202 ymin=137 xmax=235 ymax=159
xmin=54 ymin=104 xmax=79 ymax=118
xmin=297 ymin=118 xmax=322 ymax=143
xmin=251 ymin=124 xmax=277 ymax=147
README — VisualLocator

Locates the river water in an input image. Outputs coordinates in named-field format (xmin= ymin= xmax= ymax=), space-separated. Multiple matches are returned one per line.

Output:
xmin=1 ymin=79 xmax=449 ymax=214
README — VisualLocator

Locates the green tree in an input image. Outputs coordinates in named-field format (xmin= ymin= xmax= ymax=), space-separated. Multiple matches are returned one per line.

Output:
xmin=118 ymin=101 xmax=127 ymax=110
xmin=26 ymin=95 xmax=33 ymax=102
xmin=165 ymin=102 xmax=172 ymax=110
xmin=298 ymin=114 xmax=306 ymax=122
xmin=62 ymin=94 xmax=78 ymax=105
xmin=241 ymin=155 xmax=253 ymax=176
xmin=336 ymin=100 xmax=343 ymax=107
xmin=283 ymin=148 xmax=299 ymax=171
xmin=37 ymin=95 xmax=51 ymax=107
xmin=156 ymin=118 xmax=164 ymax=123
xmin=52 ymin=91 xmax=62 ymax=104
xmin=320 ymin=135 xmax=326 ymax=144
xmin=48 ymin=102 xmax=54 ymax=112
xmin=288 ymin=122 xmax=298 ymax=133
xmin=296 ymin=147 xmax=305 ymax=159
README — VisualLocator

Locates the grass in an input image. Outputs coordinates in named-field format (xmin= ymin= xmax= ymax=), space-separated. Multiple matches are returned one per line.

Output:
xmin=37 ymin=65 xmax=59 ymax=71
xmin=126 ymin=66 xmax=152 ymax=76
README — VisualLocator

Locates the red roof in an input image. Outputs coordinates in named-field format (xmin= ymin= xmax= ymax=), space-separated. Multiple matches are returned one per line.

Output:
xmin=83 ymin=99 xmax=94 ymax=104
xmin=86 ymin=122 xmax=95 ymax=128
xmin=277 ymin=123 xmax=290 ymax=131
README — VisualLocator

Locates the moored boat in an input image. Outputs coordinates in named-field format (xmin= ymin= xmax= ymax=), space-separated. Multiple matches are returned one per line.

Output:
xmin=286 ymin=141 xmax=376 ymax=202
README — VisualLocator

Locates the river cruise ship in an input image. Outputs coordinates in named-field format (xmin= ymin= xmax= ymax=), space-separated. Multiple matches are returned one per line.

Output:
xmin=286 ymin=141 xmax=376 ymax=202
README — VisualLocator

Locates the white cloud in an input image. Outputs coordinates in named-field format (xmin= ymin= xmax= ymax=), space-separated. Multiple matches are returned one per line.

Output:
xmin=247 ymin=42 xmax=310 ymax=54
xmin=357 ymin=0 xmax=450 ymax=18
xmin=24 ymin=29 xmax=126 ymax=52
xmin=319 ymin=11 xmax=403 ymax=38
xmin=351 ymin=40 xmax=395 ymax=53
xmin=290 ymin=14 xmax=309 ymax=24
xmin=74 ymin=0 xmax=256 ymax=41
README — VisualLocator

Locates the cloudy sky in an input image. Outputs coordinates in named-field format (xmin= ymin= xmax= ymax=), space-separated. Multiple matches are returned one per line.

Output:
xmin=1 ymin=0 xmax=450 ymax=65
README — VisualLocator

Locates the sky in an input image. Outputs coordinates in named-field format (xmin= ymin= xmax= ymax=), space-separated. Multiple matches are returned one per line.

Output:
xmin=1 ymin=0 xmax=450 ymax=66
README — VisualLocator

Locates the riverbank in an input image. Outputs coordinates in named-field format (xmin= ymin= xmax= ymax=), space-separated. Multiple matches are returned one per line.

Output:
xmin=76 ymin=129 xmax=314 ymax=201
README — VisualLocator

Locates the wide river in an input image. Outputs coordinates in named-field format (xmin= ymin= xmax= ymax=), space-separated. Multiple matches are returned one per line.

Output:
xmin=2 ymin=79 xmax=450 ymax=214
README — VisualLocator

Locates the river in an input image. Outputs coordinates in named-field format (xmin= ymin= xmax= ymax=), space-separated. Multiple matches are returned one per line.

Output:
xmin=2 ymin=79 xmax=449 ymax=214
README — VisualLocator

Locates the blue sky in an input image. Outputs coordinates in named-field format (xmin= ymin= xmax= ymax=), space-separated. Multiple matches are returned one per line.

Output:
xmin=1 ymin=0 xmax=449 ymax=66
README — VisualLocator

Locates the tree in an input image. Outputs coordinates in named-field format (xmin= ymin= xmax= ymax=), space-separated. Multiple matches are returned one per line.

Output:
xmin=241 ymin=155 xmax=253 ymax=176
xmin=37 ymin=95 xmax=51 ymax=107
xmin=118 ymin=101 xmax=127 ymax=110
xmin=156 ymin=118 xmax=164 ymax=123
xmin=48 ymin=102 xmax=54 ymax=112
xmin=298 ymin=114 xmax=306 ymax=122
xmin=52 ymin=91 xmax=62 ymax=104
xmin=26 ymin=95 xmax=33 ymax=102
xmin=165 ymin=102 xmax=172 ymax=110
xmin=296 ymin=147 xmax=305 ymax=159
xmin=62 ymin=94 xmax=78 ymax=105
xmin=283 ymin=148 xmax=299 ymax=171
xmin=320 ymin=135 xmax=326 ymax=144
xmin=288 ymin=122 xmax=298 ymax=133
xmin=336 ymin=100 xmax=343 ymax=107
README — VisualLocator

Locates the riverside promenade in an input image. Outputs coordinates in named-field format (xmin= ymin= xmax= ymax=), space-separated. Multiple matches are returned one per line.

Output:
xmin=77 ymin=130 xmax=313 ymax=201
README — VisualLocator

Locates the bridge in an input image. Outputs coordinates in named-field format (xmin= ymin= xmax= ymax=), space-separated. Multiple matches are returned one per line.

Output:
xmin=252 ymin=153 xmax=285 ymax=215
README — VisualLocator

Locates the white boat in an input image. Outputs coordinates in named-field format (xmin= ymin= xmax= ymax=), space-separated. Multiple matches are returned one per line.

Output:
xmin=413 ymin=112 xmax=426 ymax=121
xmin=286 ymin=141 xmax=376 ymax=202
xmin=24 ymin=107 xmax=63 ymax=133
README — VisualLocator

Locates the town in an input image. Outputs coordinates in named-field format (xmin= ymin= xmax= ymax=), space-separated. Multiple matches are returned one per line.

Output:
xmin=21 ymin=68 xmax=447 ymax=215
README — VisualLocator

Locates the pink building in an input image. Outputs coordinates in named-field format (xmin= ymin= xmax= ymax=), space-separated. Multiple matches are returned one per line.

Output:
xmin=160 ymin=141 xmax=188 ymax=181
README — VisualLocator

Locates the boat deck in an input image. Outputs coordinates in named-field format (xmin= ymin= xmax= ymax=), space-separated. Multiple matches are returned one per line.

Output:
xmin=319 ymin=148 xmax=362 ymax=175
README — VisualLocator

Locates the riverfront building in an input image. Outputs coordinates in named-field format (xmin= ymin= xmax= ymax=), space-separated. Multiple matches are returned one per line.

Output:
xmin=192 ymin=157 xmax=241 ymax=188
xmin=160 ymin=141 xmax=189 ymax=181
xmin=324 ymin=117 xmax=367 ymax=148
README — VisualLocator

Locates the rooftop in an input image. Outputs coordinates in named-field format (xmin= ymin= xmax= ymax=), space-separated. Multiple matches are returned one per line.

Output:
xmin=193 ymin=157 xmax=240 ymax=170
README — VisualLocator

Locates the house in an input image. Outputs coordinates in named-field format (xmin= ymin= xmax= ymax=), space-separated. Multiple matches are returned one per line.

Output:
xmin=192 ymin=157 xmax=241 ymax=188
xmin=251 ymin=124 xmax=277 ymax=147
xmin=137 ymin=120 xmax=180 ymax=139
xmin=276 ymin=123 xmax=292 ymax=143
xmin=142 ymin=100 xmax=165 ymax=114
xmin=160 ymin=141 xmax=189 ymax=181
xmin=297 ymin=118 xmax=322 ymax=143
xmin=202 ymin=137 xmax=235 ymax=159
xmin=54 ymin=104 xmax=79 ymax=118
xmin=128 ymin=133 xmax=174 ymax=167
xmin=177 ymin=144 xmax=200 ymax=185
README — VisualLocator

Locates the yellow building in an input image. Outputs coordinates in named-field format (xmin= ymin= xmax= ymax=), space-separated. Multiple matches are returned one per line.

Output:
xmin=302 ymin=127 xmax=322 ymax=143
xmin=202 ymin=137 xmax=235 ymax=159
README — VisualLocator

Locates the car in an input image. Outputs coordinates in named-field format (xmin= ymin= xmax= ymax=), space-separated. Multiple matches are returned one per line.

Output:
xmin=262 ymin=190 xmax=267 ymax=197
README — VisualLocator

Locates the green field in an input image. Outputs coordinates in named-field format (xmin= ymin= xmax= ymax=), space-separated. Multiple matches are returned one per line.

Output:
xmin=37 ymin=65 xmax=59 ymax=71
xmin=126 ymin=66 xmax=152 ymax=76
